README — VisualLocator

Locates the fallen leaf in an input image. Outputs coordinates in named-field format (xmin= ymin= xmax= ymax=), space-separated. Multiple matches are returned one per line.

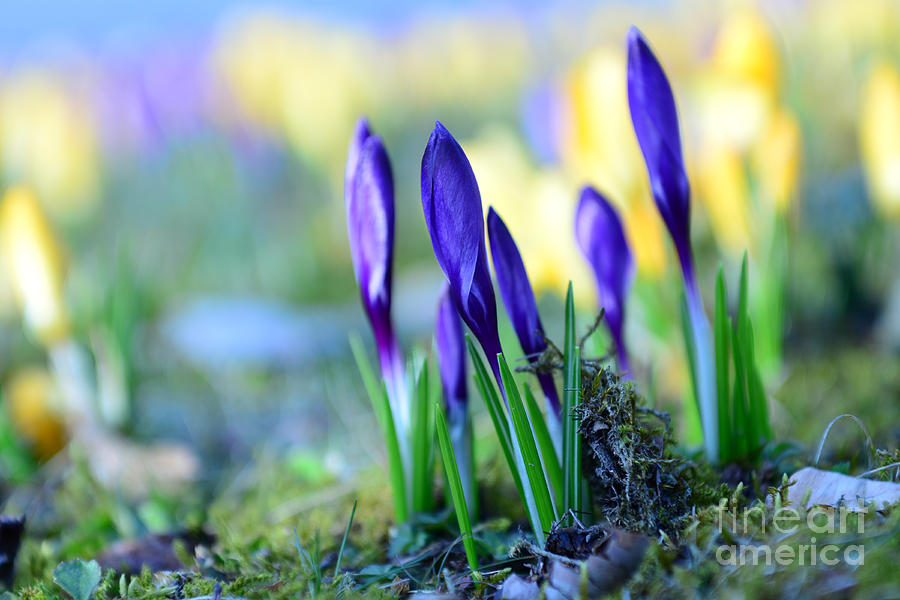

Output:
xmin=787 ymin=467 xmax=900 ymax=511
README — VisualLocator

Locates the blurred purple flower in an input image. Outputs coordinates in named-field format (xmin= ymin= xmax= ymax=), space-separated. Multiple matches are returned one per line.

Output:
xmin=94 ymin=42 xmax=211 ymax=154
xmin=435 ymin=285 xmax=467 ymax=415
xmin=627 ymin=27 xmax=717 ymax=460
xmin=345 ymin=117 xmax=407 ymax=420
xmin=521 ymin=81 xmax=567 ymax=165
xmin=421 ymin=121 xmax=503 ymax=386
xmin=626 ymin=26 xmax=693 ymax=282
xmin=575 ymin=186 xmax=634 ymax=374
xmin=435 ymin=285 xmax=475 ymax=515
xmin=486 ymin=207 xmax=560 ymax=417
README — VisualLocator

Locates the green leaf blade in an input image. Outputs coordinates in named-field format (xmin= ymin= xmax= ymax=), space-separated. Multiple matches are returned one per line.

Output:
xmin=435 ymin=405 xmax=478 ymax=572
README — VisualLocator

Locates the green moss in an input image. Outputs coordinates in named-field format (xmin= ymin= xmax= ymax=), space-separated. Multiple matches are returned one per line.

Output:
xmin=576 ymin=361 xmax=726 ymax=537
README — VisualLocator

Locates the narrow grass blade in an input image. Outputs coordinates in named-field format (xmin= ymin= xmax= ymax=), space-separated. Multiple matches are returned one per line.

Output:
xmin=350 ymin=333 xmax=383 ymax=410
xmin=562 ymin=282 xmax=583 ymax=520
xmin=523 ymin=384 xmax=563 ymax=503
xmin=570 ymin=347 xmax=582 ymax=518
xmin=738 ymin=254 xmax=772 ymax=446
xmin=350 ymin=335 xmax=408 ymax=523
xmin=334 ymin=498 xmax=357 ymax=577
xmin=500 ymin=355 xmax=556 ymax=536
xmin=714 ymin=267 xmax=732 ymax=464
xmin=735 ymin=254 xmax=761 ymax=452
xmin=435 ymin=405 xmax=478 ymax=572
xmin=412 ymin=357 xmax=434 ymax=512
xmin=730 ymin=331 xmax=750 ymax=461
xmin=466 ymin=335 xmax=523 ymax=498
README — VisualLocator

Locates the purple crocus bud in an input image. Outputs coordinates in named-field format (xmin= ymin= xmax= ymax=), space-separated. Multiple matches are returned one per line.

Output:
xmin=575 ymin=186 xmax=634 ymax=375
xmin=626 ymin=28 xmax=718 ymax=461
xmin=345 ymin=117 xmax=407 ymax=427
xmin=435 ymin=285 xmax=467 ymax=414
xmin=626 ymin=26 xmax=693 ymax=283
xmin=486 ymin=207 xmax=561 ymax=421
xmin=435 ymin=285 xmax=475 ymax=516
xmin=421 ymin=121 xmax=503 ymax=386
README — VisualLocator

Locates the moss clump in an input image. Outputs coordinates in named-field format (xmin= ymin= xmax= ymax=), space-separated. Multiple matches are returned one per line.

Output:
xmin=576 ymin=361 xmax=721 ymax=536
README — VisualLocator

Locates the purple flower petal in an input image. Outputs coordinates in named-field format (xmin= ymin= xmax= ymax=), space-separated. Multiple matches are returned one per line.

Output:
xmin=345 ymin=117 xmax=405 ymax=409
xmin=487 ymin=207 xmax=560 ymax=415
xmin=575 ymin=186 xmax=634 ymax=373
xmin=626 ymin=27 xmax=694 ymax=281
xmin=421 ymin=122 xmax=503 ymax=380
xmin=435 ymin=285 xmax=467 ymax=414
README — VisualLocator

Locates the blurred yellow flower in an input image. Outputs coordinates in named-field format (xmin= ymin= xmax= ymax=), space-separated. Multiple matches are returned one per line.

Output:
xmin=695 ymin=144 xmax=754 ymax=255
xmin=860 ymin=61 xmax=900 ymax=218
xmin=0 ymin=187 xmax=70 ymax=345
xmin=694 ymin=7 xmax=779 ymax=150
xmin=0 ymin=70 xmax=100 ymax=220
xmin=561 ymin=46 xmax=667 ymax=277
xmin=464 ymin=126 xmax=591 ymax=303
xmin=692 ymin=6 xmax=801 ymax=257
xmin=752 ymin=108 xmax=801 ymax=214
xmin=393 ymin=17 xmax=531 ymax=110
xmin=5 ymin=367 xmax=67 ymax=460
xmin=213 ymin=13 xmax=376 ymax=174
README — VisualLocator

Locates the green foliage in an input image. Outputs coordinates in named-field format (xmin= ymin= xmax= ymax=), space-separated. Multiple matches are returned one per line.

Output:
xmin=434 ymin=405 xmax=478 ymax=571
xmin=349 ymin=334 xmax=408 ymax=523
xmin=52 ymin=560 xmax=101 ymax=600
xmin=334 ymin=499 xmax=358 ymax=578
xmin=522 ymin=385 xmax=562 ymax=502
xmin=461 ymin=281 xmax=593 ymax=545
xmin=562 ymin=282 xmax=582 ymax=523
xmin=499 ymin=354 xmax=557 ymax=541
xmin=411 ymin=357 xmax=436 ymax=514
xmin=465 ymin=335 xmax=523 ymax=499
xmin=715 ymin=255 xmax=772 ymax=464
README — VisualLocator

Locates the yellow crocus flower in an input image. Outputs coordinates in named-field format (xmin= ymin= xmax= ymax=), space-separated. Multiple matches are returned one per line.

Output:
xmin=753 ymin=108 xmax=802 ymax=214
xmin=213 ymin=13 xmax=375 ymax=174
xmin=561 ymin=46 xmax=667 ymax=278
xmin=0 ymin=187 xmax=70 ymax=345
xmin=465 ymin=126 xmax=592 ymax=303
xmin=696 ymin=144 xmax=754 ymax=256
xmin=860 ymin=61 xmax=900 ymax=219
xmin=5 ymin=367 xmax=67 ymax=460
xmin=710 ymin=6 xmax=780 ymax=98
xmin=0 ymin=70 xmax=100 ymax=220
xmin=694 ymin=7 xmax=780 ymax=151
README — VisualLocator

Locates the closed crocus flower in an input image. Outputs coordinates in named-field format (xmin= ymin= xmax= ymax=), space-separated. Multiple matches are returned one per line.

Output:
xmin=575 ymin=187 xmax=634 ymax=375
xmin=487 ymin=207 xmax=561 ymax=427
xmin=626 ymin=27 xmax=692 ymax=280
xmin=421 ymin=121 xmax=503 ymax=385
xmin=345 ymin=118 xmax=408 ymax=428
xmin=435 ymin=286 xmax=475 ymax=516
xmin=0 ymin=187 xmax=70 ymax=346
xmin=627 ymin=27 xmax=717 ymax=461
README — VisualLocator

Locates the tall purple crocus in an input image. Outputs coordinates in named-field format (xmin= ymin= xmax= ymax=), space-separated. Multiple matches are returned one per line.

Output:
xmin=345 ymin=117 xmax=408 ymax=433
xmin=435 ymin=285 xmax=475 ymax=516
xmin=575 ymin=186 xmax=634 ymax=375
xmin=421 ymin=121 xmax=504 ymax=389
xmin=486 ymin=207 xmax=562 ymax=447
xmin=627 ymin=27 xmax=717 ymax=461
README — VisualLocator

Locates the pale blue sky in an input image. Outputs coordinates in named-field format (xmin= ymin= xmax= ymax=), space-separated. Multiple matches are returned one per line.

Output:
xmin=0 ymin=0 xmax=600 ymax=59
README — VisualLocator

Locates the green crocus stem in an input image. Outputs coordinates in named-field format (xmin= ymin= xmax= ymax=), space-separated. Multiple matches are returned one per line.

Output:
xmin=447 ymin=405 xmax=477 ymax=520
xmin=684 ymin=274 xmax=718 ymax=463
xmin=545 ymin=406 xmax=562 ymax=461
xmin=378 ymin=331 xmax=412 ymax=509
